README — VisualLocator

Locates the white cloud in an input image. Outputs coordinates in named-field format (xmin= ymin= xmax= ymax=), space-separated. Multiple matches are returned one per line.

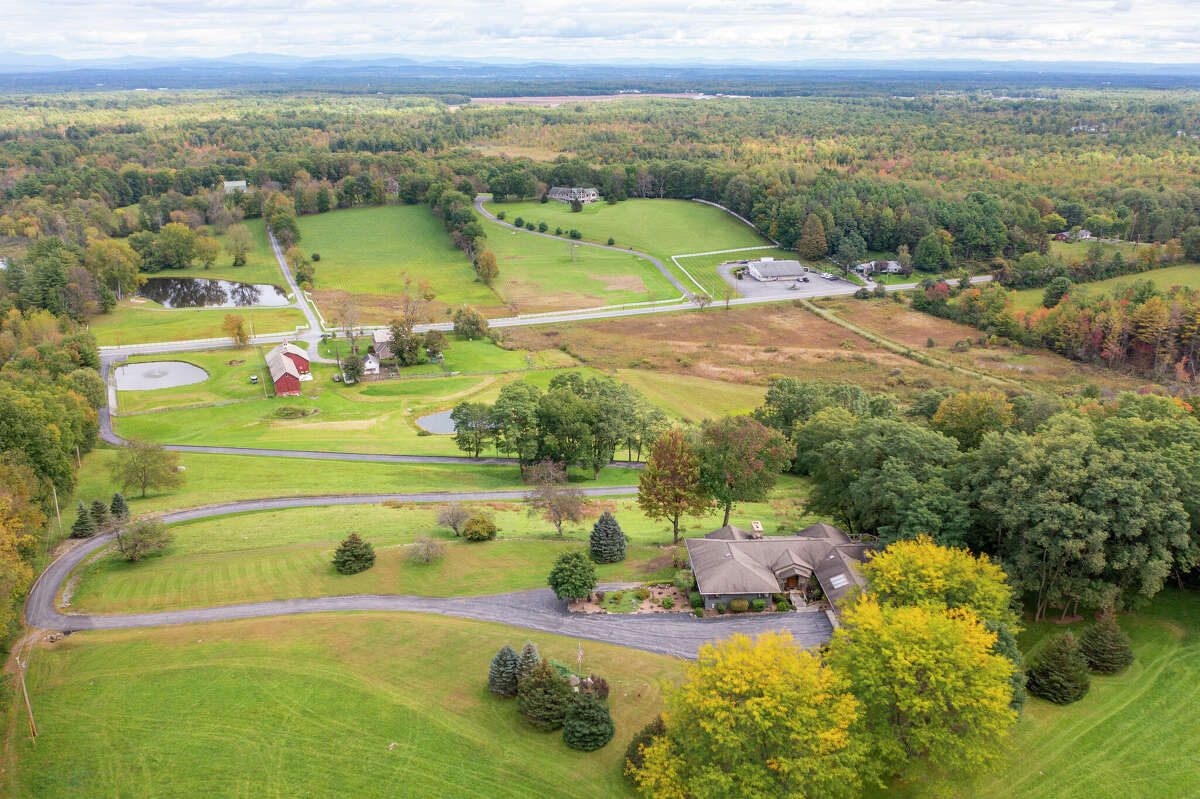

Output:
xmin=0 ymin=0 xmax=1195 ymax=63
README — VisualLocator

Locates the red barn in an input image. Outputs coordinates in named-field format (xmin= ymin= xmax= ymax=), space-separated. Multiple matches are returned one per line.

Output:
xmin=275 ymin=341 xmax=310 ymax=375
xmin=266 ymin=346 xmax=302 ymax=397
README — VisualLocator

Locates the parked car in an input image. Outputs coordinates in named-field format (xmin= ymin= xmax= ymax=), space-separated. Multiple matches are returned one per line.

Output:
xmin=250 ymin=374 xmax=259 ymax=384
xmin=820 ymin=272 xmax=835 ymax=279
xmin=801 ymin=276 xmax=810 ymax=282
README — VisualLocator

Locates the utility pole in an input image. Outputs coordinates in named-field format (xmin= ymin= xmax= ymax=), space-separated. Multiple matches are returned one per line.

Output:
xmin=50 ymin=484 xmax=63 ymax=540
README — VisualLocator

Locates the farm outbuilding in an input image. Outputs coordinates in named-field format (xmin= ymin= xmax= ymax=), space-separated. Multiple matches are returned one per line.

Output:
xmin=265 ymin=347 xmax=302 ymax=397
xmin=270 ymin=341 xmax=311 ymax=378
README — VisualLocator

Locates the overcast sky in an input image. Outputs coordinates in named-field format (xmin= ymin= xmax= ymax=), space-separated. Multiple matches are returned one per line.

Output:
xmin=3 ymin=0 xmax=1198 ymax=64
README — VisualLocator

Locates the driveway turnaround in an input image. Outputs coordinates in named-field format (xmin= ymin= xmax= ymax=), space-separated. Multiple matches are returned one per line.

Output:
xmin=25 ymin=489 xmax=833 ymax=659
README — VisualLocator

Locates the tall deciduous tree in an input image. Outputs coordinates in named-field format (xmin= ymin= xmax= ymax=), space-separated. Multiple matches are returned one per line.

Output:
xmin=224 ymin=223 xmax=253 ymax=266
xmin=109 ymin=440 xmax=184 ymax=498
xmin=450 ymin=402 xmax=493 ymax=458
xmin=697 ymin=416 xmax=791 ymax=527
xmin=826 ymin=598 xmax=1015 ymax=785
xmin=633 ymin=632 xmax=865 ymax=799
xmin=931 ymin=391 xmax=1014 ymax=449
xmin=637 ymin=430 xmax=711 ymax=544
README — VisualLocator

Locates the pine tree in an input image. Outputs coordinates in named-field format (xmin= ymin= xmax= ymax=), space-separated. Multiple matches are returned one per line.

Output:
xmin=797 ymin=213 xmax=828 ymax=260
xmin=516 ymin=640 xmax=541 ymax=682
xmin=70 ymin=502 xmax=96 ymax=538
xmin=1026 ymin=632 xmax=1090 ymax=705
xmin=89 ymin=499 xmax=110 ymax=530
xmin=1079 ymin=614 xmax=1135 ymax=674
xmin=517 ymin=660 xmax=573 ymax=732
xmin=562 ymin=691 xmax=615 ymax=751
xmin=624 ymin=715 xmax=666 ymax=780
xmin=589 ymin=511 xmax=626 ymax=563
xmin=488 ymin=645 xmax=521 ymax=697
xmin=109 ymin=492 xmax=130 ymax=521
xmin=331 ymin=533 xmax=376 ymax=574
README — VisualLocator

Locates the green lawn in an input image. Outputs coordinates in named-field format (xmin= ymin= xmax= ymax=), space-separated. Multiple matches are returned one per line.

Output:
xmin=116 ymin=347 xmax=271 ymax=414
xmin=1010 ymin=263 xmax=1200 ymax=311
xmin=883 ymin=589 xmax=1200 ymax=798
xmin=156 ymin=218 xmax=283 ymax=286
xmin=71 ymin=448 xmax=631 ymax=517
xmin=614 ymin=369 xmax=765 ymax=423
xmin=488 ymin=199 xmax=769 ymax=261
xmin=482 ymin=216 xmax=678 ymax=313
xmin=9 ymin=614 xmax=680 ymax=798
xmin=89 ymin=302 xmax=307 ymax=346
xmin=298 ymin=205 xmax=498 ymax=306
xmin=66 ymin=481 xmax=815 ymax=614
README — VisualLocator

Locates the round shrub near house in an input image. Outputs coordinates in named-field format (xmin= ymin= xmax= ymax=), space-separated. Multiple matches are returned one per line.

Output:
xmin=634 ymin=587 xmax=651 ymax=601
xmin=661 ymin=597 xmax=675 ymax=610
xmin=689 ymin=592 xmax=703 ymax=610
xmin=750 ymin=598 xmax=767 ymax=612
xmin=728 ymin=598 xmax=749 ymax=613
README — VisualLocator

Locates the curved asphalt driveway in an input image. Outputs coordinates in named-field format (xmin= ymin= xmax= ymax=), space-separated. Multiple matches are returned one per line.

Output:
xmin=26 ymin=488 xmax=832 ymax=659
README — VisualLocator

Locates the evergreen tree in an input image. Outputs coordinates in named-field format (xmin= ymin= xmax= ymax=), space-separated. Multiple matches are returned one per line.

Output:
xmin=1026 ymin=632 xmax=1090 ymax=705
xmin=70 ymin=502 xmax=96 ymax=538
xmin=589 ymin=511 xmax=626 ymax=563
xmin=109 ymin=492 xmax=130 ymax=521
xmin=562 ymin=691 xmax=615 ymax=751
xmin=517 ymin=660 xmax=574 ymax=731
xmin=797 ymin=213 xmax=828 ymax=260
xmin=623 ymin=715 xmax=666 ymax=781
xmin=1079 ymin=614 xmax=1135 ymax=674
xmin=487 ymin=645 xmax=521 ymax=697
xmin=89 ymin=499 xmax=110 ymax=530
xmin=331 ymin=533 xmax=376 ymax=574
xmin=516 ymin=640 xmax=541 ymax=681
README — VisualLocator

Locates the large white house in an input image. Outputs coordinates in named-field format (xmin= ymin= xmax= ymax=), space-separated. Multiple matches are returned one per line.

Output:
xmin=547 ymin=186 xmax=600 ymax=204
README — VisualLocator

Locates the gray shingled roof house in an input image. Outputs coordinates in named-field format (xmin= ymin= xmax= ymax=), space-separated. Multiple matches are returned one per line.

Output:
xmin=745 ymin=258 xmax=807 ymax=281
xmin=684 ymin=523 xmax=871 ymax=615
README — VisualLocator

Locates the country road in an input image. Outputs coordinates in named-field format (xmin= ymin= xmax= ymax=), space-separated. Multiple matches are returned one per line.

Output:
xmin=24 ymin=486 xmax=835 ymax=659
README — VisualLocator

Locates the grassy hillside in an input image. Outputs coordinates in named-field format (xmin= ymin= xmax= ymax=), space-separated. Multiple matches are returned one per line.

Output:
xmin=88 ymin=302 xmax=307 ymax=346
xmin=1010 ymin=263 xmax=1200 ymax=311
xmin=8 ymin=614 xmax=681 ymax=798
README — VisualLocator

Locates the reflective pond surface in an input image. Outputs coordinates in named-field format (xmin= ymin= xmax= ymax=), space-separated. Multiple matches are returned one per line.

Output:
xmin=115 ymin=361 xmax=209 ymax=391
xmin=415 ymin=409 xmax=457 ymax=434
xmin=138 ymin=277 xmax=290 ymax=308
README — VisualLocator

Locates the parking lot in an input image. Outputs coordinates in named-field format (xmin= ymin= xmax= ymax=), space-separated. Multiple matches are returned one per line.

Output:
xmin=716 ymin=261 xmax=864 ymax=300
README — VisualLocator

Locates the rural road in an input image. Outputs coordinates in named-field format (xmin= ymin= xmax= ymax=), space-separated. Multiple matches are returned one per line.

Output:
xmin=25 ymin=487 xmax=834 ymax=659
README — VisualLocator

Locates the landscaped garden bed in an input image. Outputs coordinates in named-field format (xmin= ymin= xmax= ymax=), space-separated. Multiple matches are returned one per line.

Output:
xmin=569 ymin=584 xmax=689 ymax=615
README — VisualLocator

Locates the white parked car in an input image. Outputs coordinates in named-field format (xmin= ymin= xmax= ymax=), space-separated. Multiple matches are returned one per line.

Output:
xmin=820 ymin=272 xmax=835 ymax=279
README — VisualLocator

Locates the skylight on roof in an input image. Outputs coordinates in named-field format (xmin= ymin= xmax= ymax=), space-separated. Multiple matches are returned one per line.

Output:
xmin=829 ymin=573 xmax=849 ymax=589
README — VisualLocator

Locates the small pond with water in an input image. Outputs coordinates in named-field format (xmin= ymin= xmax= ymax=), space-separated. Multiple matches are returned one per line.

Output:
xmin=415 ymin=409 xmax=457 ymax=434
xmin=115 ymin=361 xmax=210 ymax=391
xmin=138 ymin=276 xmax=289 ymax=308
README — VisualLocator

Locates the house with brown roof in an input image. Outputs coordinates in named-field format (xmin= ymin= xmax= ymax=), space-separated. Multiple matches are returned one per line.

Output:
xmin=684 ymin=523 xmax=871 ymax=616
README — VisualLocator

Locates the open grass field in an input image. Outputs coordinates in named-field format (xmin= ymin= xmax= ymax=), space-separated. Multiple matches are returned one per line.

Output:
xmin=487 ymin=198 xmax=768 ymax=261
xmin=66 ymin=478 xmax=815 ymax=613
xmin=298 ymin=206 xmax=500 ymax=323
xmin=614 ymin=369 xmax=765 ymax=423
xmin=157 ymin=218 xmax=283 ymax=286
xmin=7 ymin=614 xmax=681 ymax=798
xmin=115 ymin=347 xmax=270 ymax=414
xmin=1009 ymin=262 xmax=1200 ymax=312
xmin=481 ymin=216 xmax=679 ymax=313
xmin=71 ymin=448 xmax=632 ymax=518
xmin=882 ymin=589 xmax=1200 ymax=798
xmin=88 ymin=301 xmax=307 ymax=346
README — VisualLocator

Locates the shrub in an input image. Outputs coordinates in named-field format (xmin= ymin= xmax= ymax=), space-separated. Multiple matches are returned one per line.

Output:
xmin=715 ymin=602 xmax=726 ymax=614
xmin=926 ymin=337 xmax=936 ymax=348
xmin=606 ymin=237 xmax=615 ymax=246
xmin=525 ymin=221 xmax=535 ymax=231
xmin=115 ymin=520 xmax=171 ymax=562
xmin=589 ymin=511 xmax=626 ymax=563
xmin=750 ymin=598 xmax=767 ymax=612
xmin=1027 ymin=632 xmax=1090 ymax=705
xmin=634 ymin=587 xmax=651 ymax=601
xmin=311 ymin=252 xmax=320 ymax=261
xmin=569 ymin=229 xmax=582 ymax=239
xmin=516 ymin=641 xmax=541 ymax=681
xmin=775 ymin=601 xmax=789 ymax=612
xmin=661 ymin=596 xmax=675 ymax=610
xmin=611 ymin=591 xmax=625 ymax=602
xmin=407 ymin=536 xmax=444 ymax=564
xmin=462 ymin=514 xmax=498 ymax=542
xmin=728 ymin=598 xmax=749 ymax=613
xmin=581 ymin=674 xmax=610 ymax=699
xmin=513 ymin=216 xmax=524 ymax=227
xmin=1079 ymin=615 xmax=1135 ymax=674
xmin=89 ymin=499 xmax=110 ymax=530
xmin=854 ymin=286 xmax=872 ymax=299
xmin=623 ymin=715 xmax=666 ymax=780
xmin=694 ymin=607 xmax=705 ymax=617
xmin=70 ymin=502 xmax=96 ymax=538
xmin=488 ymin=645 xmax=520 ymax=697
xmin=772 ymin=593 xmax=785 ymax=604
xmin=548 ymin=550 xmax=597 ymax=600
xmin=538 ymin=221 xmax=548 ymax=232
xmin=331 ymin=533 xmax=375 ymax=574
xmin=555 ymin=227 xmax=563 ymax=235
xmin=109 ymin=492 xmax=130 ymax=521
xmin=496 ymin=211 xmax=506 ymax=220
xmin=689 ymin=591 xmax=703 ymax=609
xmin=594 ymin=590 xmax=605 ymax=602
xmin=562 ymin=692 xmax=615 ymax=751
xmin=518 ymin=660 xmax=573 ymax=732
xmin=673 ymin=570 xmax=694 ymax=594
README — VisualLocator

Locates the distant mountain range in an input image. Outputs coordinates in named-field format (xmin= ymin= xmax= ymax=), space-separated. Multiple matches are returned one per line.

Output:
xmin=1 ymin=52 xmax=1197 ymax=94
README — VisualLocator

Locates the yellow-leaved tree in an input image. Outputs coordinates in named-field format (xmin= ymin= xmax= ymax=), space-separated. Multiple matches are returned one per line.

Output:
xmin=632 ymin=631 xmax=865 ymax=799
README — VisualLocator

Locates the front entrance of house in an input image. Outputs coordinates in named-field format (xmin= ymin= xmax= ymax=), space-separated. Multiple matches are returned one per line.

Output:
xmin=784 ymin=575 xmax=800 ymax=590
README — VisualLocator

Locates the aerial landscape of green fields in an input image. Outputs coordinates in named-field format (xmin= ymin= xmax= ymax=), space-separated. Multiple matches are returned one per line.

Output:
xmin=3 ymin=5 xmax=1200 ymax=798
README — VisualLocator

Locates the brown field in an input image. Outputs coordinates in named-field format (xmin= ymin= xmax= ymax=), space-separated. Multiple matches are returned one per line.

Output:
xmin=589 ymin=273 xmax=648 ymax=292
xmin=826 ymin=298 xmax=1152 ymax=394
xmin=313 ymin=288 xmax=511 ymax=325
xmin=502 ymin=304 xmax=976 ymax=394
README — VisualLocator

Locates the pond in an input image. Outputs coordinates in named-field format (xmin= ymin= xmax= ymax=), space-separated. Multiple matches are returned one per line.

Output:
xmin=415 ymin=409 xmax=457 ymax=434
xmin=114 ymin=361 xmax=210 ymax=391
xmin=138 ymin=277 xmax=290 ymax=308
